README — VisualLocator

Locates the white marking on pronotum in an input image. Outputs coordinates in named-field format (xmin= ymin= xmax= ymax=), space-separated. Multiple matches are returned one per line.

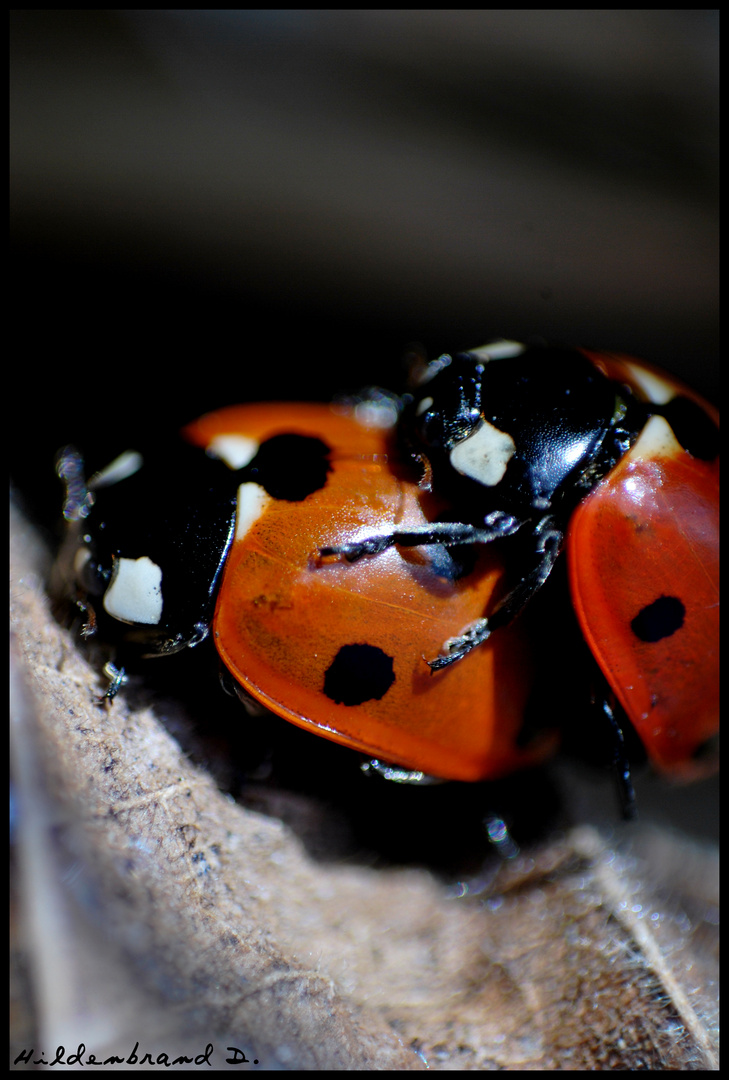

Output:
xmin=235 ymin=482 xmax=271 ymax=541
xmin=103 ymin=555 xmax=163 ymax=625
xmin=450 ymin=420 xmax=516 ymax=487
xmin=206 ymin=434 xmax=260 ymax=470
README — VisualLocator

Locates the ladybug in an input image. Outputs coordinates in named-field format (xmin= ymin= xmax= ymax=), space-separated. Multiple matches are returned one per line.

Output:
xmin=56 ymin=341 xmax=718 ymax=791
xmin=58 ymin=398 xmax=551 ymax=782
xmin=319 ymin=341 xmax=719 ymax=782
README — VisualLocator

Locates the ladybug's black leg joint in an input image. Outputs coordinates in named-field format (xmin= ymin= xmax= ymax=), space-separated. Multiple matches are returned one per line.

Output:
xmin=319 ymin=511 xmax=522 ymax=562
xmin=429 ymin=516 xmax=563 ymax=669
xmin=98 ymin=662 xmax=127 ymax=704
xmin=598 ymin=695 xmax=637 ymax=820
xmin=361 ymin=759 xmax=443 ymax=785
xmin=428 ymin=618 xmax=492 ymax=667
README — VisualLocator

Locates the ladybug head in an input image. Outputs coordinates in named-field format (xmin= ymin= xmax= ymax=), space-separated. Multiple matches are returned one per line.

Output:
xmin=406 ymin=341 xmax=631 ymax=516
xmin=410 ymin=352 xmax=485 ymax=451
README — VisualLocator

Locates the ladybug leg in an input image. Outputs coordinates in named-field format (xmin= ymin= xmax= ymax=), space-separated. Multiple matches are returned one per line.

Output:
xmin=98 ymin=662 xmax=128 ymax=704
xmin=319 ymin=510 xmax=522 ymax=561
xmin=594 ymin=692 xmax=637 ymax=821
xmin=429 ymin=516 xmax=563 ymax=669
xmin=361 ymin=759 xmax=443 ymax=784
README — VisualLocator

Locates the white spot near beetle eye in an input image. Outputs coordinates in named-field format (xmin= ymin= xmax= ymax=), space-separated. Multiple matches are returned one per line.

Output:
xmin=235 ymin=482 xmax=272 ymax=541
xmin=103 ymin=556 xmax=163 ymax=625
xmin=468 ymin=340 xmax=526 ymax=362
xmin=89 ymin=450 xmax=144 ymax=490
xmin=416 ymin=395 xmax=434 ymax=416
xmin=207 ymin=434 xmax=260 ymax=470
xmin=450 ymin=420 xmax=516 ymax=487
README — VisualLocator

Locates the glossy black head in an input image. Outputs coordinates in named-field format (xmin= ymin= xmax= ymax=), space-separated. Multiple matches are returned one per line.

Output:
xmin=408 ymin=343 xmax=641 ymax=517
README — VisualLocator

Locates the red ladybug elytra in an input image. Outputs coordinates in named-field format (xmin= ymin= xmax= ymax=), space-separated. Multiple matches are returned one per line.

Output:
xmin=568 ymin=352 xmax=719 ymax=775
xmin=57 ymin=341 xmax=718 ymax=786
xmin=185 ymin=401 xmax=550 ymax=781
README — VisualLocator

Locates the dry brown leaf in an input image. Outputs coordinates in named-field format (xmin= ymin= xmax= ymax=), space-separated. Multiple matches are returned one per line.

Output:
xmin=10 ymin=503 xmax=718 ymax=1069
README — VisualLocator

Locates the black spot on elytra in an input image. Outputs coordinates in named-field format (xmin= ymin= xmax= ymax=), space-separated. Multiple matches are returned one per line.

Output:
xmin=659 ymin=397 xmax=719 ymax=461
xmin=631 ymin=595 xmax=685 ymax=643
xmin=244 ymin=433 xmax=332 ymax=501
xmin=323 ymin=644 xmax=395 ymax=706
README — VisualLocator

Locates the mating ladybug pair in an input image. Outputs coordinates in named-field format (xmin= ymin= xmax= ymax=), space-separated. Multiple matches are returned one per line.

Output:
xmin=57 ymin=341 xmax=719 ymax=799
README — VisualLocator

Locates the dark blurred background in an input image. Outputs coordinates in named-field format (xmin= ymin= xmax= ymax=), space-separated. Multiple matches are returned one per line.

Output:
xmin=10 ymin=10 xmax=718 ymax=842
xmin=11 ymin=9 xmax=718 ymax=524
